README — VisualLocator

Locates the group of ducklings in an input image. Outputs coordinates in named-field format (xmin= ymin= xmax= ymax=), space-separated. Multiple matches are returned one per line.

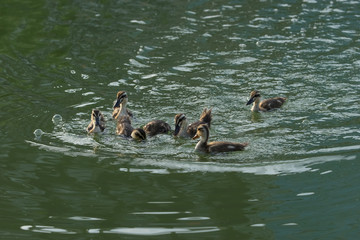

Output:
xmin=87 ymin=90 xmax=286 ymax=153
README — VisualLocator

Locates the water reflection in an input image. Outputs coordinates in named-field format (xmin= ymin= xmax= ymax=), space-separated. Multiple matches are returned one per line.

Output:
xmin=21 ymin=225 xmax=76 ymax=234
xmin=21 ymin=225 xmax=221 ymax=236
xmin=98 ymin=226 xmax=220 ymax=235
xmin=250 ymin=111 xmax=263 ymax=123
xmin=1 ymin=0 xmax=360 ymax=239
xmin=16 ymin=166 xmax=253 ymax=238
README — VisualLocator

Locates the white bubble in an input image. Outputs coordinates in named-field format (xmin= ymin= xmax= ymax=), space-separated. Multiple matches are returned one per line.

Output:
xmin=81 ymin=74 xmax=89 ymax=79
xmin=52 ymin=114 xmax=63 ymax=124
xmin=33 ymin=129 xmax=44 ymax=137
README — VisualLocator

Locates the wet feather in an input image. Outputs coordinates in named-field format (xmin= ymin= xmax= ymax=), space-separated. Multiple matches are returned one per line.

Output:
xmin=116 ymin=115 xmax=133 ymax=137
xmin=87 ymin=109 xmax=106 ymax=133
xmin=143 ymin=120 xmax=171 ymax=137
xmin=246 ymin=90 xmax=286 ymax=112
xmin=193 ymin=124 xmax=248 ymax=153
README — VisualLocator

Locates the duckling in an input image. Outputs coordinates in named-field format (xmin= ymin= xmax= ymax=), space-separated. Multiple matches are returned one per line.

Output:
xmin=112 ymin=91 xmax=133 ymax=119
xmin=192 ymin=124 xmax=248 ymax=153
xmin=87 ymin=109 xmax=105 ymax=133
xmin=116 ymin=115 xmax=133 ymax=137
xmin=131 ymin=128 xmax=147 ymax=141
xmin=143 ymin=120 xmax=171 ymax=137
xmin=246 ymin=90 xmax=286 ymax=112
xmin=174 ymin=108 xmax=212 ymax=138
xmin=116 ymin=116 xmax=147 ymax=140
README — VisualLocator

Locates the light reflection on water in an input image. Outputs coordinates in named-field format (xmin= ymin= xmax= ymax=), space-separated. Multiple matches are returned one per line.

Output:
xmin=98 ymin=226 xmax=221 ymax=235
xmin=28 ymin=137 xmax=356 ymax=176
xmin=28 ymin=96 xmax=359 ymax=176
xmin=21 ymin=225 xmax=221 ymax=236
xmin=1 ymin=0 xmax=360 ymax=239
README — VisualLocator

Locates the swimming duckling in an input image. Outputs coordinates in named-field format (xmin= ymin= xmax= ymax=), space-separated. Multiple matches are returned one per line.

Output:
xmin=116 ymin=116 xmax=147 ymax=140
xmin=193 ymin=124 xmax=248 ymax=153
xmin=246 ymin=90 xmax=286 ymax=112
xmin=116 ymin=115 xmax=133 ymax=137
xmin=143 ymin=120 xmax=171 ymax=137
xmin=112 ymin=91 xmax=133 ymax=119
xmin=131 ymin=128 xmax=147 ymax=141
xmin=87 ymin=109 xmax=105 ymax=133
xmin=174 ymin=108 xmax=212 ymax=138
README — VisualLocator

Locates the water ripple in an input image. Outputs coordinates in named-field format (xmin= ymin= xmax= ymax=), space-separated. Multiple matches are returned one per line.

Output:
xmin=21 ymin=225 xmax=220 ymax=236
xmin=100 ymin=226 xmax=220 ymax=235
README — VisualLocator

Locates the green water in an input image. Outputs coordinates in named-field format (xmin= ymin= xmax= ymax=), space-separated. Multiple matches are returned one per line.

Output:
xmin=1 ymin=0 xmax=359 ymax=239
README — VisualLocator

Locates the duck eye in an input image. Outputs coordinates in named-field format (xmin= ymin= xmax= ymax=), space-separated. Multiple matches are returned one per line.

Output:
xmin=177 ymin=116 xmax=185 ymax=124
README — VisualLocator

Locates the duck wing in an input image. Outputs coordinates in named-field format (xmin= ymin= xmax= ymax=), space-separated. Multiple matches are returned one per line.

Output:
xmin=199 ymin=108 xmax=212 ymax=127
xmin=87 ymin=122 xmax=94 ymax=133
xmin=112 ymin=108 xmax=133 ymax=119
xmin=260 ymin=97 xmax=286 ymax=111
xmin=208 ymin=141 xmax=248 ymax=153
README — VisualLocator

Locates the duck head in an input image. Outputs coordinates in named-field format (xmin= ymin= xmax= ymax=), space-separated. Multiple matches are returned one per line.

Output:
xmin=246 ymin=90 xmax=261 ymax=105
xmin=131 ymin=128 xmax=147 ymax=141
xmin=113 ymin=91 xmax=128 ymax=108
xmin=192 ymin=124 xmax=209 ymax=140
xmin=91 ymin=109 xmax=102 ymax=126
xmin=174 ymin=113 xmax=187 ymax=136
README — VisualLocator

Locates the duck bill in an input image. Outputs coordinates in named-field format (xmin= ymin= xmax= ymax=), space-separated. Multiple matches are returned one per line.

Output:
xmin=192 ymin=133 xmax=200 ymax=140
xmin=95 ymin=116 xmax=100 ymax=126
xmin=246 ymin=97 xmax=255 ymax=105
xmin=113 ymin=98 xmax=123 ymax=108
xmin=174 ymin=124 xmax=180 ymax=136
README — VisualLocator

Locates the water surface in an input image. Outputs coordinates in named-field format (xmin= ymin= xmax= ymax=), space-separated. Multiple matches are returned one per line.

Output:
xmin=1 ymin=0 xmax=359 ymax=239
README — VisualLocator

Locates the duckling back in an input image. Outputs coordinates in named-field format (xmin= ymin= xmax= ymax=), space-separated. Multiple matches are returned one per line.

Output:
xmin=259 ymin=97 xmax=287 ymax=111
xmin=116 ymin=115 xmax=133 ymax=137
xmin=208 ymin=141 xmax=248 ymax=153
xmin=143 ymin=120 xmax=171 ymax=137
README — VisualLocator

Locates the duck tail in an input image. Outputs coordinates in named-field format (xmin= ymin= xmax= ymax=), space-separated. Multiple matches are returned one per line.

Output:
xmin=199 ymin=108 xmax=212 ymax=127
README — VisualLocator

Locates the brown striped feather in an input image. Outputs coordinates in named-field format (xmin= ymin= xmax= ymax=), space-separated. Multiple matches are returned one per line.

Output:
xmin=116 ymin=115 xmax=133 ymax=137
xmin=259 ymin=97 xmax=287 ymax=111
xmin=143 ymin=120 xmax=171 ymax=137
